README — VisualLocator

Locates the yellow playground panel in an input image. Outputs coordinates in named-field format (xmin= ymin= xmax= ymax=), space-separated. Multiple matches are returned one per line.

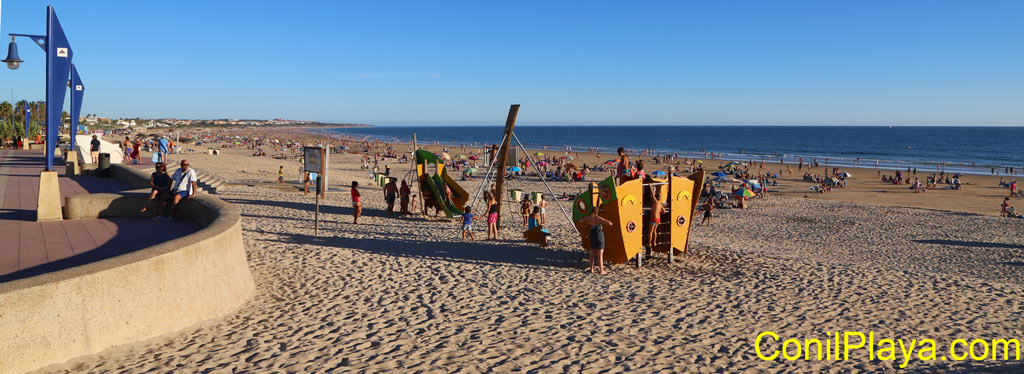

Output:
xmin=573 ymin=176 xmax=643 ymax=264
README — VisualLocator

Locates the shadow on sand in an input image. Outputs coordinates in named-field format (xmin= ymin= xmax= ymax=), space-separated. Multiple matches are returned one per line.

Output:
xmin=254 ymin=227 xmax=583 ymax=271
xmin=913 ymin=239 xmax=1024 ymax=250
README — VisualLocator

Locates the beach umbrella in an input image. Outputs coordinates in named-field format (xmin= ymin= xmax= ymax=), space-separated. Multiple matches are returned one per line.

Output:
xmin=838 ymin=172 xmax=852 ymax=178
xmin=534 ymin=152 xmax=544 ymax=157
xmin=463 ymin=167 xmax=478 ymax=175
xmin=455 ymin=154 xmax=467 ymax=159
xmin=507 ymin=166 xmax=522 ymax=172
xmin=745 ymin=179 xmax=761 ymax=186
xmin=651 ymin=170 xmax=668 ymax=177
xmin=734 ymin=188 xmax=756 ymax=198
xmin=441 ymin=152 xmax=452 ymax=160
xmin=537 ymin=161 xmax=549 ymax=166
xmin=711 ymin=171 xmax=727 ymax=177
xmin=605 ymin=159 xmax=617 ymax=165
xmin=469 ymin=155 xmax=479 ymax=160
xmin=713 ymin=176 xmax=734 ymax=182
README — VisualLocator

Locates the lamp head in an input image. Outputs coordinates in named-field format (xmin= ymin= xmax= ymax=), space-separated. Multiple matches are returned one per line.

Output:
xmin=2 ymin=38 xmax=24 ymax=70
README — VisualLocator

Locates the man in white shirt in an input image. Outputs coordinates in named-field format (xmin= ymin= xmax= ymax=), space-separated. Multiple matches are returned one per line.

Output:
xmin=162 ymin=159 xmax=198 ymax=221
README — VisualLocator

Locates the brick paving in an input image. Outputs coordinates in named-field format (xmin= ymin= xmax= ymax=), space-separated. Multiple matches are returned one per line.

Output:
xmin=0 ymin=149 xmax=199 ymax=282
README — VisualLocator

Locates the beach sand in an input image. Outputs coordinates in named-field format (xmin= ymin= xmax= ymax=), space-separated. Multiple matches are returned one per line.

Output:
xmin=36 ymin=133 xmax=1024 ymax=373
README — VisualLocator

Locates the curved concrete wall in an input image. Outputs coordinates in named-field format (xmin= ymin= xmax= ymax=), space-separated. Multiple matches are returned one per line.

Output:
xmin=0 ymin=165 xmax=255 ymax=374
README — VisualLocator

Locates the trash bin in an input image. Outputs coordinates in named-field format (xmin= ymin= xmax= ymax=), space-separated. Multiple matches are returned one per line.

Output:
xmin=98 ymin=153 xmax=111 ymax=177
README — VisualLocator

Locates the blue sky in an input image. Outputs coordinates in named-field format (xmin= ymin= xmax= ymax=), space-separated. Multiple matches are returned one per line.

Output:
xmin=1 ymin=1 xmax=1021 ymax=126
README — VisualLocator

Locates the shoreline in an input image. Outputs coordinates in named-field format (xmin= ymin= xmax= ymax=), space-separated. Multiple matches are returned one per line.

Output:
xmin=307 ymin=126 xmax=1020 ymax=177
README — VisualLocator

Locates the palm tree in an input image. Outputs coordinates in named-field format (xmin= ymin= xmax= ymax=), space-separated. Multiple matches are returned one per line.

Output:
xmin=0 ymin=101 xmax=11 ymax=120
xmin=0 ymin=101 xmax=12 ymax=143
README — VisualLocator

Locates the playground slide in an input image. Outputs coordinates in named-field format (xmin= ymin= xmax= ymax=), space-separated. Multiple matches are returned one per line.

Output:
xmin=439 ymin=171 xmax=469 ymax=209
xmin=415 ymin=150 xmax=469 ymax=218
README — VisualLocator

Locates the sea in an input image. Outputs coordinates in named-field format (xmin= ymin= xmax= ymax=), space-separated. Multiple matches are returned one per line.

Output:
xmin=322 ymin=126 xmax=1023 ymax=176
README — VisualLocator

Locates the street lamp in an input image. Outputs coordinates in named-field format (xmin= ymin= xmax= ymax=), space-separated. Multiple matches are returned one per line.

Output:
xmin=2 ymin=6 xmax=75 ymax=172
xmin=2 ymin=36 xmax=24 ymax=69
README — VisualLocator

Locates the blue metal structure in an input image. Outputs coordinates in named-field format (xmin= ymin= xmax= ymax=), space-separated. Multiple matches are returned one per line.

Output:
xmin=4 ymin=6 xmax=75 ymax=171
xmin=70 ymin=65 xmax=84 ymax=151
xmin=45 ymin=6 xmax=74 ymax=172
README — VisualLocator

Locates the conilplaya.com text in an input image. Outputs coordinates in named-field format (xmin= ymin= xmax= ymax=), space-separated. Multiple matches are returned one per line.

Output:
xmin=755 ymin=331 xmax=1021 ymax=368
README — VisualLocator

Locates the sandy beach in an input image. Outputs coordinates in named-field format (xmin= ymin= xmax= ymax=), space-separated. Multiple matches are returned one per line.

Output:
xmin=34 ymin=129 xmax=1024 ymax=373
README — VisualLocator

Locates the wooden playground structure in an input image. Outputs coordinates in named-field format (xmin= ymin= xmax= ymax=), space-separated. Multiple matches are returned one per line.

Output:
xmin=397 ymin=103 xmax=705 ymax=267
xmin=572 ymin=171 xmax=705 ymax=266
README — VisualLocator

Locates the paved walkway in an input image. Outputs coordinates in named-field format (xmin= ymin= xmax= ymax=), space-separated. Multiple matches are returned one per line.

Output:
xmin=0 ymin=149 xmax=199 ymax=282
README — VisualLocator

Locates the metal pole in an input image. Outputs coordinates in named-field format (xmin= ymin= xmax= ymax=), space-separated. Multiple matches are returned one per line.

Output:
xmin=315 ymin=188 xmax=320 ymax=235
xmin=512 ymin=133 xmax=580 ymax=235
xmin=413 ymin=133 xmax=426 ymax=215
xmin=466 ymin=132 xmax=507 ymax=213
xmin=667 ymin=167 xmax=674 ymax=264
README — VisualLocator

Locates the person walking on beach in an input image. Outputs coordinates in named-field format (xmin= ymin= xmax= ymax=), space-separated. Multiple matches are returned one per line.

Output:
xmin=701 ymin=198 xmax=714 ymax=226
xmin=351 ymin=181 xmax=362 ymax=224
xmin=277 ymin=166 xmax=285 ymax=184
xmin=579 ymin=206 xmax=614 ymax=274
xmin=399 ymin=180 xmax=411 ymax=215
xmin=485 ymin=191 xmax=499 ymax=240
xmin=157 ymin=136 xmax=169 ymax=163
xmin=384 ymin=178 xmax=399 ymax=215
xmin=162 ymin=159 xmax=198 ymax=221
xmin=89 ymin=135 xmax=101 ymax=164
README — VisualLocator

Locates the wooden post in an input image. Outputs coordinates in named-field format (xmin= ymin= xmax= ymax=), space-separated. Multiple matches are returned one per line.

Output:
xmin=492 ymin=104 xmax=520 ymax=237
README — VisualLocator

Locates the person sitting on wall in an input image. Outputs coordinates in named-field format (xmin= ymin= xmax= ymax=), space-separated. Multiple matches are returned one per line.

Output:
xmin=160 ymin=159 xmax=198 ymax=222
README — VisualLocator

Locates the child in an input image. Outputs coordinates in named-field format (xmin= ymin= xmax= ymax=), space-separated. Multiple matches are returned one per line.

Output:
xmin=351 ymin=181 xmax=362 ymax=224
xmin=520 ymin=196 xmax=533 ymax=228
xmin=460 ymin=206 xmax=480 ymax=240
xmin=278 ymin=166 xmax=284 ymax=184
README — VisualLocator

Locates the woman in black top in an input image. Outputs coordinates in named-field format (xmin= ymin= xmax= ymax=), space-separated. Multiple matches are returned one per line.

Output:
xmin=141 ymin=162 xmax=172 ymax=215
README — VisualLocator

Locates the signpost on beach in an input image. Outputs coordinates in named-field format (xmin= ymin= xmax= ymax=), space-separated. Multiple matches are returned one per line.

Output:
xmin=305 ymin=146 xmax=325 ymax=234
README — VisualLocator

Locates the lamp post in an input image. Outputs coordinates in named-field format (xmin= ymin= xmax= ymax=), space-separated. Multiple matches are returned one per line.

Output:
xmin=2 ymin=6 xmax=75 ymax=172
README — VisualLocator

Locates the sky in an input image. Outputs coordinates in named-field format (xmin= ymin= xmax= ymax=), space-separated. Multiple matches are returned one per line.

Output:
xmin=0 ymin=1 xmax=1021 ymax=126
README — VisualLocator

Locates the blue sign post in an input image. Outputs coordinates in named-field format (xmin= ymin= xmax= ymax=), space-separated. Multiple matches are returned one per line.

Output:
xmin=69 ymin=65 xmax=84 ymax=152
xmin=24 ymin=107 xmax=30 ymax=142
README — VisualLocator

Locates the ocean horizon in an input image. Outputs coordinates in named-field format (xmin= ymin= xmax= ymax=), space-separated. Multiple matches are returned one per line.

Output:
xmin=320 ymin=125 xmax=1024 ymax=176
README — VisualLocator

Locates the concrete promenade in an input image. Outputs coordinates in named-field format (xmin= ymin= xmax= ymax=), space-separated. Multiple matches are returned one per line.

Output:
xmin=0 ymin=149 xmax=197 ymax=281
